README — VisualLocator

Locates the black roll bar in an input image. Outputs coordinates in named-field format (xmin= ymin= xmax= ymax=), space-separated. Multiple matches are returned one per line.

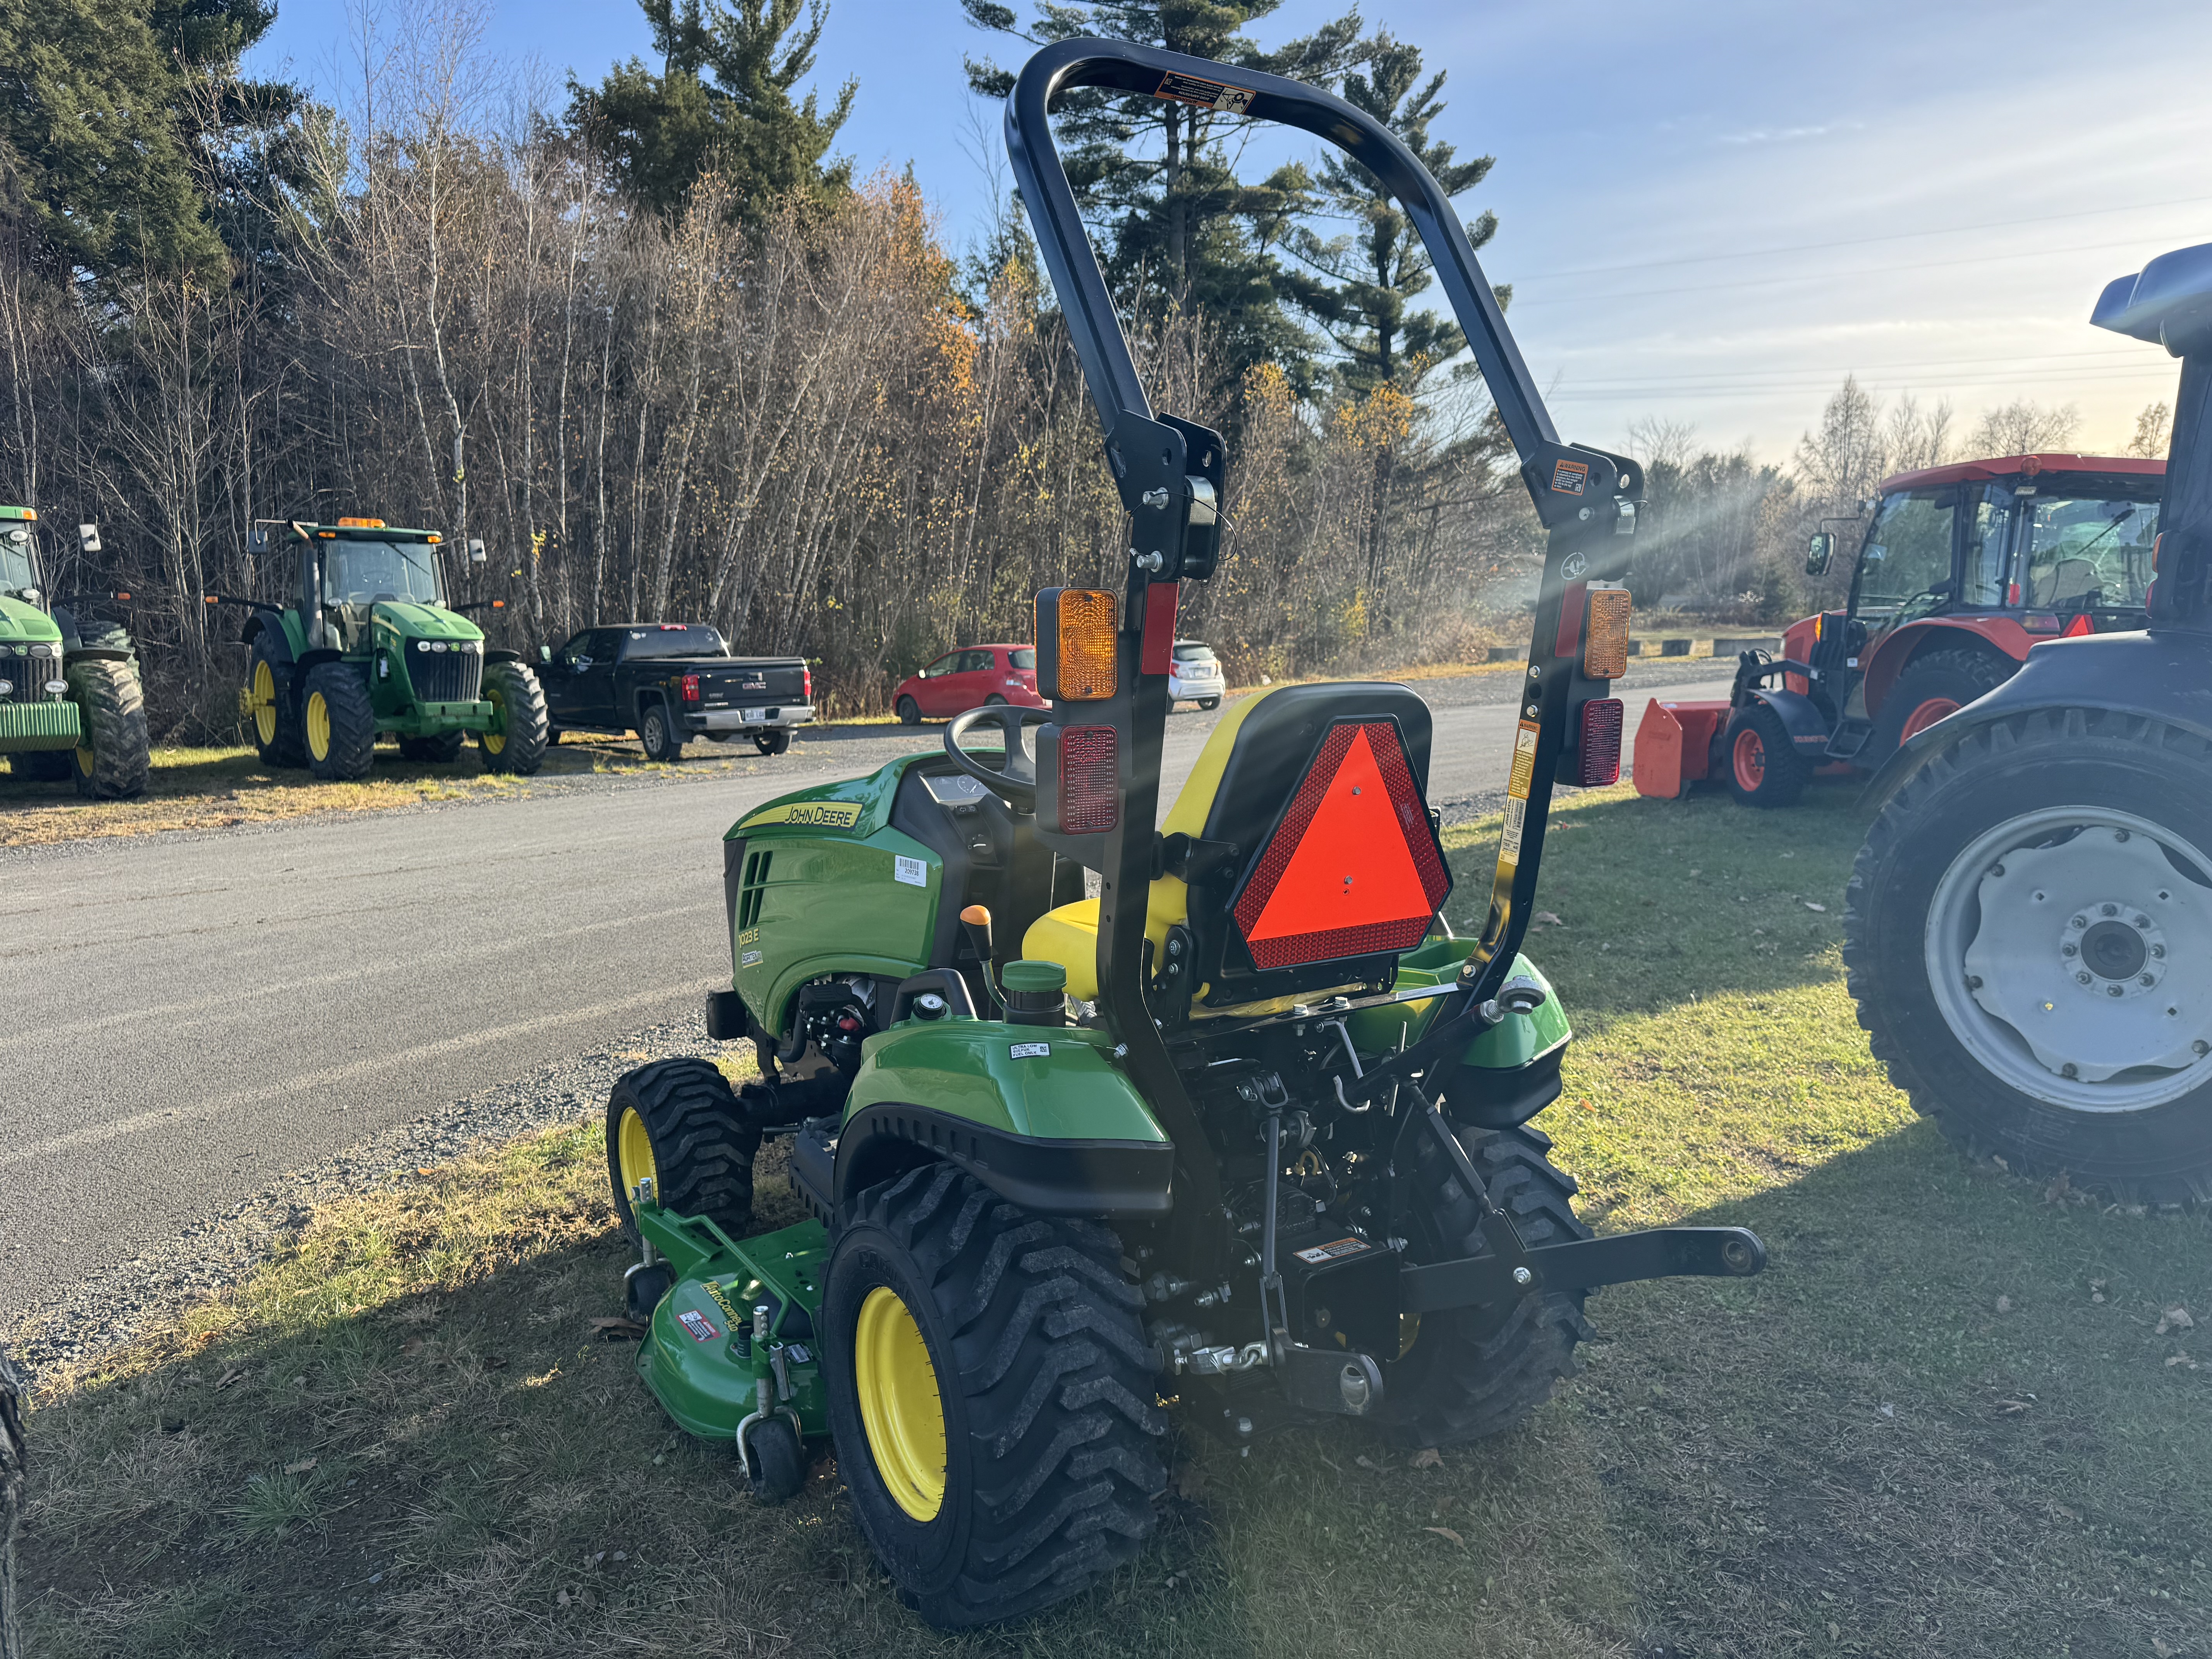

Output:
xmin=1005 ymin=38 xmax=1561 ymax=471
xmin=1005 ymin=41 xmax=1644 ymax=1252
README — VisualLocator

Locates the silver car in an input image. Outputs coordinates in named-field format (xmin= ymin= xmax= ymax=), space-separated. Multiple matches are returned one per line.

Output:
xmin=1168 ymin=640 xmax=1225 ymax=709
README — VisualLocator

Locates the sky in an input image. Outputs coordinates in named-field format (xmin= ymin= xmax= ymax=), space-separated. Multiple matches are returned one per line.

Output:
xmin=247 ymin=0 xmax=2212 ymax=466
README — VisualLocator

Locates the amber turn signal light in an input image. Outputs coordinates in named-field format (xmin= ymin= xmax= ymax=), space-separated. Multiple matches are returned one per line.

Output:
xmin=1035 ymin=587 xmax=1117 ymax=701
xmin=1583 ymin=585 xmax=1631 ymax=680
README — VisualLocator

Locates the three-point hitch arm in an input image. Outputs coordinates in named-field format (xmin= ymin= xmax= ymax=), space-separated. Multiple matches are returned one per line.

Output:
xmin=1003 ymin=40 xmax=1647 ymax=1184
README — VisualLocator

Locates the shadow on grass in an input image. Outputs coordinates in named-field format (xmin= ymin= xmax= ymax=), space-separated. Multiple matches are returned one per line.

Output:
xmin=1570 ymin=1123 xmax=2212 ymax=1659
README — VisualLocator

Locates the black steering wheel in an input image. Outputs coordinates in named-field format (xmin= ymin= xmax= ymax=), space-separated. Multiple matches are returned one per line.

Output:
xmin=944 ymin=704 xmax=1050 ymax=813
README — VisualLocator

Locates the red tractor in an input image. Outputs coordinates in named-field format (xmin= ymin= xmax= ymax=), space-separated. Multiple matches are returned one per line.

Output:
xmin=1633 ymin=452 xmax=2163 ymax=806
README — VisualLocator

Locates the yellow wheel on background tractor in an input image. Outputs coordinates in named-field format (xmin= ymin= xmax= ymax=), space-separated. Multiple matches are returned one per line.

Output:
xmin=305 ymin=688 xmax=332 ymax=762
xmin=249 ymin=658 xmax=278 ymax=747
xmin=854 ymin=1286 xmax=946 ymax=1521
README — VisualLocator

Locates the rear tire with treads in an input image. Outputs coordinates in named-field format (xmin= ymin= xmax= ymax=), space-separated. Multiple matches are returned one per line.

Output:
xmin=604 ymin=1057 xmax=757 ymax=1242
xmin=1381 ymin=1123 xmax=1595 ymax=1449
xmin=824 ymin=1164 xmax=1166 ymax=1629
xmin=303 ymin=661 xmax=376 ymax=781
xmin=68 ymin=658 xmax=149 ymax=799
xmin=245 ymin=633 xmax=306 ymax=768
xmin=1870 ymin=645 xmax=2014 ymax=764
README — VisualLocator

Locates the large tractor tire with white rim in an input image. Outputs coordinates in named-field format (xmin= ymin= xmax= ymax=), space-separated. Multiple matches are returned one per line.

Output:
xmin=1844 ymin=707 xmax=2212 ymax=1204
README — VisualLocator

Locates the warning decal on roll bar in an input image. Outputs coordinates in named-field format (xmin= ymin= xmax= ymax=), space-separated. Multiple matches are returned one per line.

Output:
xmin=1506 ymin=721 xmax=1540 ymax=801
xmin=1156 ymin=70 xmax=1256 ymax=113
xmin=1500 ymin=797 xmax=1527 ymax=868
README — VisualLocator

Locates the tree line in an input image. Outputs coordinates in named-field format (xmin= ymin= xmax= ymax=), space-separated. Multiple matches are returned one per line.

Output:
xmin=0 ymin=0 xmax=2174 ymax=738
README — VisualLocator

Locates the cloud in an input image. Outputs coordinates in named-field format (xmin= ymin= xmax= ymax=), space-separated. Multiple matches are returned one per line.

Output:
xmin=1717 ymin=121 xmax=1862 ymax=147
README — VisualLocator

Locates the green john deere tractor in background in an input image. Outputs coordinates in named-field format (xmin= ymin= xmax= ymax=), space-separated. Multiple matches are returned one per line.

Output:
xmin=602 ymin=40 xmax=1769 ymax=1630
xmin=211 ymin=517 xmax=547 ymax=781
xmin=0 ymin=505 xmax=150 ymax=799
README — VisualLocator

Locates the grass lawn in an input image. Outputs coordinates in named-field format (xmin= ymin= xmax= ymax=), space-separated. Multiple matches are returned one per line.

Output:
xmin=16 ymin=787 xmax=2209 ymax=1657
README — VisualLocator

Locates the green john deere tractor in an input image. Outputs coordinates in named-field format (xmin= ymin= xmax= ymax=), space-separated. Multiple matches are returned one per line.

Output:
xmin=602 ymin=40 xmax=1768 ymax=1630
xmin=211 ymin=517 xmax=546 ymax=781
xmin=0 ymin=505 xmax=150 ymax=799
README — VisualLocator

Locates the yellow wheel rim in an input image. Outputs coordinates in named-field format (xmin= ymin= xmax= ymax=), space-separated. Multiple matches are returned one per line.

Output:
xmin=74 ymin=741 xmax=93 ymax=776
xmin=249 ymin=660 xmax=277 ymax=745
xmin=306 ymin=690 xmax=331 ymax=761
xmin=616 ymin=1106 xmax=657 ymax=1201
xmin=855 ymin=1286 xmax=946 ymax=1521
xmin=482 ymin=682 xmax=506 ymax=755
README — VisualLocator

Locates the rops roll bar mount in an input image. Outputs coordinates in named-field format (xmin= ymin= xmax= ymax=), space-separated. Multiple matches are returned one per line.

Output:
xmin=1004 ymin=41 xmax=1643 ymax=1211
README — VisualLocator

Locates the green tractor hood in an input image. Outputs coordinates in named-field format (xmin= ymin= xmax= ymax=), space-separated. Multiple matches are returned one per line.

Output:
xmin=0 ymin=592 xmax=62 ymax=646
xmin=371 ymin=600 xmax=482 ymax=645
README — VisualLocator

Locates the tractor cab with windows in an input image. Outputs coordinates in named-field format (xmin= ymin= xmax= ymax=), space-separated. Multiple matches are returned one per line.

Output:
xmin=1635 ymin=453 xmax=2162 ymax=807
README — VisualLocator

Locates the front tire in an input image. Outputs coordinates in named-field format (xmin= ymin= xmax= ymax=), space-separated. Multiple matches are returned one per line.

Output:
xmin=1845 ymin=708 xmax=2212 ymax=1203
xmin=303 ymin=662 xmax=376 ymax=781
xmin=605 ymin=1058 xmax=758 ymax=1240
xmin=478 ymin=659 xmax=548 ymax=775
xmin=824 ymin=1164 xmax=1166 ymax=1629
xmin=742 ymin=1415 xmax=806 ymax=1504
xmin=69 ymin=659 xmax=150 ymax=800
xmin=896 ymin=696 xmax=920 ymax=726
xmin=1722 ymin=701 xmax=1811 ymax=808
xmin=1381 ymin=1123 xmax=1595 ymax=1449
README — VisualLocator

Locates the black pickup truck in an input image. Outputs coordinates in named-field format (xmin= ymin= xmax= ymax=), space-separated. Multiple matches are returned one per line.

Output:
xmin=536 ymin=623 xmax=813 ymax=759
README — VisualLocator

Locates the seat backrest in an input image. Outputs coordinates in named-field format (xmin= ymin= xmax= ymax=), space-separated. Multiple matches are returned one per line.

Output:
xmin=1166 ymin=682 xmax=1449 ymax=1010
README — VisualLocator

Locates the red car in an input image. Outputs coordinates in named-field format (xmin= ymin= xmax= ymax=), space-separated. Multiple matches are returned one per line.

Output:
xmin=892 ymin=643 xmax=1044 ymax=723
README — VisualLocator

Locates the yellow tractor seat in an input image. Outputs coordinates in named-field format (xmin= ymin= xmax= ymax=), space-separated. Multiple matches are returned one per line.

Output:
xmin=1021 ymin=680 xmax=1447 ymax=1012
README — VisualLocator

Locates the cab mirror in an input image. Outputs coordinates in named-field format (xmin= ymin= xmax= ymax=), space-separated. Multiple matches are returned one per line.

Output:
xmin=1805 ymin=532 xmax=1834 ymax=576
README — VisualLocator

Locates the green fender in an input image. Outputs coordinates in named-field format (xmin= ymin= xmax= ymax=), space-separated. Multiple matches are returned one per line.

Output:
xmin=836 ymin=1020 xmax=1175 ymax=1219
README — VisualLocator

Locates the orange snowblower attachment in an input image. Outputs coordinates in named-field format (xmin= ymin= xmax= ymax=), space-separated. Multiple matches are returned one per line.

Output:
xmin=1632 ymin=698 xmax=1729 ymax=799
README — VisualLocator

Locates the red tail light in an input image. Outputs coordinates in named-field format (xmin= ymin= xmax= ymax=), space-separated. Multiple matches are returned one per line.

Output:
xmin=680 ymin=673 xmax=701 ymax=703
xmin=802 ymin=665 xmax=813 ymax=702
xmin=1578 ymin=698 xmax=1624 ymax=786
xmin=1058 ymin=725 xmax=1118 ymax=833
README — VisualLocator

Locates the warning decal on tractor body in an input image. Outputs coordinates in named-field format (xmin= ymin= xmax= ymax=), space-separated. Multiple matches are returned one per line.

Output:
xmin=1550 ymin=458 xmax=1590 ymax=495
xmin=1293 ymin=1236 xmax=1374 ymax=1265
xmin=1499 ymin=797 xmax=1527 ymax=868
xmin=676 ymin=1309 xmax=719 ymax=1342
xmin=1156 ymin=70 xmax=1256 ymax=113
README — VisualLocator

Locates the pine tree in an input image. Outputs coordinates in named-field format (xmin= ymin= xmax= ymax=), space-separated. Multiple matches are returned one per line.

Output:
xmin=960 ymin=0 xmax=1364 ymax=387
xmin=1278 ymin=32 xmax=1501 ymax=398
xmin=0 ymin=0 xmax=227 ymax=277
xmin=568 ymin=0 xmax=857 ymax=224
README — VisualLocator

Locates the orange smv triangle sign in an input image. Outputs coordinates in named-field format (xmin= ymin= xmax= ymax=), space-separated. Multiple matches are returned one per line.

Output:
xmin=1246 ymin=726 xmax=1436 ymax=944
